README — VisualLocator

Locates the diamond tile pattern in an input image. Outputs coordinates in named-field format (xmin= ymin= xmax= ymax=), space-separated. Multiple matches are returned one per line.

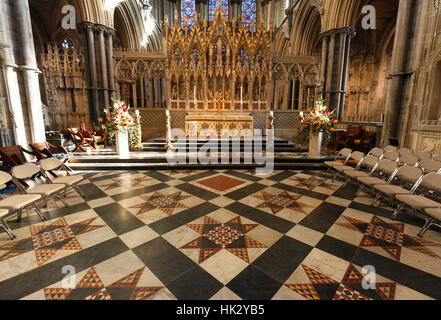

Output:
xmin=0 ymin=169 xmax=440 ymax=300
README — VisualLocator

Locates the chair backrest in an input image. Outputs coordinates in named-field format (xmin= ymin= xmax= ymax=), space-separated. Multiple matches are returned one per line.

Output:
xmin=399 ymin=154 xmax=419 ymax=167
xmin=80 ymin=123 xmax=96 ymax=134
xmin=420 ymin=172 xmax=441 ymax=195
xmin=30 ymin=142 xmax=52 ymax=160
xmin=415 ymin=151 xmax=432 ymax=162
xmin=40 ymin=158 xmax=63 ymax=171
xmin=384 ymin=145 xmax=398 ymax=152
xmin=360 ymin=155 xmax=379 ymax=171
xmin=0 ymin=171 xmax=12 ymax=186
xmin=338 ymin=148 xmax=352 ymax=158
xmin=376 ymin=159 xmax=398 ymax=176
xmin=0 ymin=146 xmax=28 ymax=166
xmin=351 ymin=151 xmax=365 ymax=163
xmin=368 ymin=148 xmax=384 ymax=158
xmin=396 ymin=166 xmax=424 ymax=184
xmin=11 ymin=163 xmax=40 ymax=180
xmin=383 ymin=151 xmax=400 ymax=162
xmin=432 ymin=154 xmax=441 ymax=162
xmin=398 ymin=148 xmax=413 ymax=156
xmin=418 ymin=159 xmax=441 ymax=173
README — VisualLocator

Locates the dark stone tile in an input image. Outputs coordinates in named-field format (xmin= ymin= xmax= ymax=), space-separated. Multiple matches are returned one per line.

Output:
xmin=80 ymin=183 xmax=108 ymax=201
xmin=0 ymin=237 xmax=128 ymax=300
xmin=111 ymin=183 xmax=168 ymax=201
xmin=223 ymin=170 xmax=262 ymax=182
xmin=267 ymin=171 xmax=296 ymax=182
xmin=227 ymin=266 xmax=283 ymax=300
xmin=352 ymin=248 xmax=441 ymax=300
xmin=315 ymin=235 xmax=358 ymax=262
xmin=143 ymin=171 xmax=175 ymax=182
xmin=225 ymin=202 xmax=295 ymax=234
xmin=252 ymin=236 xmax=312 ymax=284
xmin=224 ymin=183 xmax=267 ymax=201
xmin=149 ymin=202 xmax=219 ymax=235
xmin=94 ymin=203 xmax=145 ymax=235
xmin=332 ymin=184 xmax=359 ymax=200
xmin=272 ymin=183 xmax=328 ymax=201
xmin=300 ymin=202 xmax=346 ymax=233
xmin=132 ymin=237 xmax=197 ymax=286
xmin=166 ymin=266 xmax=223 ymax=300
xmin=176 ymin=183 xmax=218 ymax=201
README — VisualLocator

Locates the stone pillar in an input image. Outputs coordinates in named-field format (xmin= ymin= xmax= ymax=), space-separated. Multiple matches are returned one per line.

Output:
xmin=13 ymin=0 xmax=46 ymax=143
xmin=80 ymin=21 xmax=100 ymax=122
xmin=105 ymin=28 xmax=116 ymax=100
xmin=96 ymin=25 xmax=109 ymax=109
xmin=381 ymin=0 xmax=421 ymax=146
xmin=319 ymin=27 xmax=355 ymax=120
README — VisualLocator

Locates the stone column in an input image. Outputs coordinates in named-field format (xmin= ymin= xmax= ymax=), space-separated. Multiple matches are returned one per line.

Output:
xmin=80 ymin=21 xmax=100 ymax=122
xmin=320 ymin=27 xmax=355 ymax=120
xmin=13 ymin=0 xmax=46 ymax=143
xmin=381 ymin=0 xmax=421 ymax=146
xmin=96 ymin=25 xmax=109 ymax=109
xmin=105 ymin=28 xmax=116 ymax=100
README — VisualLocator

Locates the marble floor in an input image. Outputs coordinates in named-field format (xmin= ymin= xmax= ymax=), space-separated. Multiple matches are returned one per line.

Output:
xmin=0 ymin=169 xmax=440 ymax=300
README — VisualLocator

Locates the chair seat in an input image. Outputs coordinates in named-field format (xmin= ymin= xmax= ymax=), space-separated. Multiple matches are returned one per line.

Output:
xmin=374 ymin=185 xmax=410 ymax=195
xmin=325 ymin=161 xmax=344 ymax=167
xmin=52 ymin=175 xmax=83 ymax=185
xmin=395 ymin=195 xmax=440 ymax=209
xmin=425 ymin=208 xmax=441 ymax=221
xmin=0 ymin=194 xmax=41 ymax=209
xmin=335 ymin=166 xmax=355 ymax=172
xmin=0 ymin=209 xmax=9 ymax=218
xmin=27 ymin=184 xmax=65 ymax=196
xmin=345 ymin=171 xmax=369 ymax=178
xmin=357 ymin=177 xmax=387 ymax=185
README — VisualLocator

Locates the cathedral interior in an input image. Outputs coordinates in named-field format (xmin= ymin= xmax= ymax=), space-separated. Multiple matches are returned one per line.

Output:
xmin=0 ymin=0 xmax=441 ymax=303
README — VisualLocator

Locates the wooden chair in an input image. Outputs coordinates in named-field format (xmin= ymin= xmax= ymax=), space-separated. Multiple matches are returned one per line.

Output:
xmin=67 ymin=128 xmax=96 ymax=152
xmin=29 ymin=142 xmax=69 ymax=161
xmin=0 ymin=145 xmax=34 ymax=168
xmin=80 ymin=122 xmax=106 ymax=148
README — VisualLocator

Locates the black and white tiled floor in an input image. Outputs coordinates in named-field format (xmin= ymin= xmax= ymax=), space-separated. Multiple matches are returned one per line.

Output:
xmin=1 ymin=169 xmax=441 ymax=300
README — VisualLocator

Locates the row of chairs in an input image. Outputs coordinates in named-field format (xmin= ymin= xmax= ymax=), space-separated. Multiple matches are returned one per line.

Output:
xmin=326 ymin=146 xmax=441 ymax=238
xmin=0 ymin=158 xmax=84 ymax=240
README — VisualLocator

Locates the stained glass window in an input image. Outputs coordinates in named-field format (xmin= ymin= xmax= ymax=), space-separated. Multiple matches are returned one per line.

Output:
xmin=242 ymin=0 xmax=256 ymax=30
xmin=181 ymin=0 xmax=196 ymax=27
xmin=209 ymin=0 xmax=228 ymax=20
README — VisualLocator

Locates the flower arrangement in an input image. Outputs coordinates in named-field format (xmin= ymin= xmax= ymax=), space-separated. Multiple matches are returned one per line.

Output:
xmin=299 ymin=95 xmax=337 ymax=144
xmin=99 ymin=100 xmax=140 ymax=148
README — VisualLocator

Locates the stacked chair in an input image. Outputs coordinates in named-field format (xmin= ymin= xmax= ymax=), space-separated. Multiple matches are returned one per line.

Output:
xmin=326 ymin=146 xmax=441 ymax=238
xmin=0 ymin=157 xmax=85 ymax=240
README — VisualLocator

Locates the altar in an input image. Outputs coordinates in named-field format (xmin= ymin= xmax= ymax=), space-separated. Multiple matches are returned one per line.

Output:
xmin=185 ymin=115 xmax=254 ymax=139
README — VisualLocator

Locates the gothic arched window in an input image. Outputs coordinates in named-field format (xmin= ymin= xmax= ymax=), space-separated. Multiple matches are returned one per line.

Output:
xmin=209 ymin=0 xmax=228 ymax=20
xmin=242 ymin=0 xmax=256 ymax=29
xmin=181 ymin=0 xmax=196 ymax=27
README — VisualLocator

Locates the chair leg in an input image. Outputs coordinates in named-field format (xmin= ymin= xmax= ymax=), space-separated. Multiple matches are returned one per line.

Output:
xmin=418 ymin=218 xmax=434 ymax=238
xmin=32 ymin=204 xmax=46 ymax=221
xmin=16 ymin=208 xmax=23 ymax=223
xmin=75 ymin=185 xmax=85 ymax=198
xmin=342 ymin=178 xmax=349 ymax=188
xmin=391 ymin=204 xmax=404 ymax=220
xmin=355 ymin=185 xmax=364 ymax=197
xmin=0 ymin=219 xmax=16 ymax=240
xmin=58 ymin=193 xmax=69 ymax=208
xmin=370 ymin=193 xmax=382 ymax=208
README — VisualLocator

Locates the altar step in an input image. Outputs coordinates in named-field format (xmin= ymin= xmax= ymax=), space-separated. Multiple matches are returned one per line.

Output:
xmin=140 ymin=138 xmax=304 ymax=153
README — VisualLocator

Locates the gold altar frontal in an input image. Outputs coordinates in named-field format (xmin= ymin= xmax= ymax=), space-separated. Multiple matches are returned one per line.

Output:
xmin=185 ymin=115 xmax=254 ymax=139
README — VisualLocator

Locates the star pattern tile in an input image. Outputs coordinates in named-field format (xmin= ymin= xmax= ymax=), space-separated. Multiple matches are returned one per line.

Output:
xmin=181 ymin=215 xmax=267 ymax=264
xmin=253 ymin=191 xmax=312 ymax=215
xmin=130 ymin=192 xmax=191 ymax=215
